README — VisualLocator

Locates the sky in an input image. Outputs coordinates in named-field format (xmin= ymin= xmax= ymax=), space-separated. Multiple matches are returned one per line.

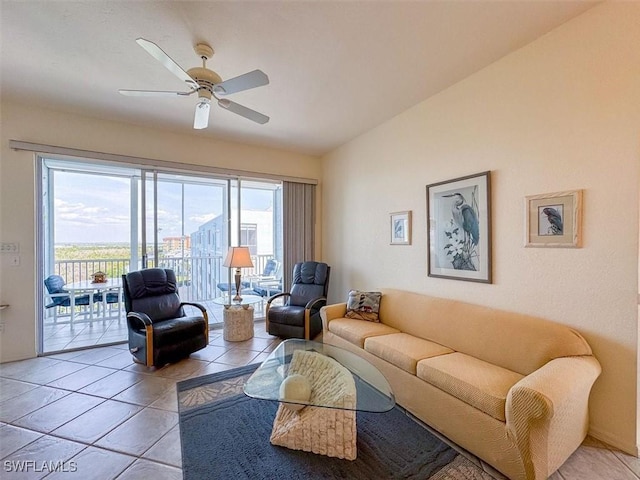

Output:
xmin=53 ymin=170 xmax=274 ymax=244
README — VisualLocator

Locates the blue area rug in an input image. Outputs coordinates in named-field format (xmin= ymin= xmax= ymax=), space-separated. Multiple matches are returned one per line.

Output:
xmin=177 ymin=364 xmax=461 ymax=480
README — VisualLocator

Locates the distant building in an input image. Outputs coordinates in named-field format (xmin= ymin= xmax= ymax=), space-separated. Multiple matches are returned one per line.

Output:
xmin=190 ymin=209 xmax=274 ymax=258
xmin=190 ymin=208 xmax=276 ymax=298
xmin=163 ymin=236 xmax=191 ymax=252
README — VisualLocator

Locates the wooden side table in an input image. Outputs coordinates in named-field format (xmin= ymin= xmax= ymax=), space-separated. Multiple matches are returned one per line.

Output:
xmin=223 ymin=305 xmax=254 ymax=342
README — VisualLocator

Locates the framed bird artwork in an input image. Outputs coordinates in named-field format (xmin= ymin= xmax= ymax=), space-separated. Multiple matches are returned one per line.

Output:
xmin=426 ymin=171 xmax=492 ymax=283
xmin=390 ymin=211 xmax=412 ymax=245
xmin=525 ymin=190 xmax=583 ymax=248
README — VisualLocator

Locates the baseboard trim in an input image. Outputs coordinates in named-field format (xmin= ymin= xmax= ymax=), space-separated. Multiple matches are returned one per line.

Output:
xmin=589 ymin=427 xmax=639 ymax=457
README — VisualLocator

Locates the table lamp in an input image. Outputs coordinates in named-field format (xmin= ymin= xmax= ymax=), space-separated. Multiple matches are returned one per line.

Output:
xmin=223 ymin=246 xmax=254 ymax=302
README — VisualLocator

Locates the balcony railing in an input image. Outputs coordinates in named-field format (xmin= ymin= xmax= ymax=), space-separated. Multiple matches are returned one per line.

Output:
xmin=53 ymin=254 xmax=276 ymax=303
xmin=55 ymin=259 xmax=130 ymax=286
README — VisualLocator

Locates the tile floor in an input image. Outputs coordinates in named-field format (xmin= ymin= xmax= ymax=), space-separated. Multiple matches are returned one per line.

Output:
xmin=1 ymin=323 xmax=638 ymax=480
xmin=42 ymin=316 xmax=130 ymax=353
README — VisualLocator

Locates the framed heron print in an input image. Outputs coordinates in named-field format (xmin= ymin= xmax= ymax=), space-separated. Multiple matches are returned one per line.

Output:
xmin=426 ymin=171 xmax=491 ymax=283
xmin=390 ymin=211 xmax=412 ymax=245
xmin=525 ymin=190 xmax=582 ymax=248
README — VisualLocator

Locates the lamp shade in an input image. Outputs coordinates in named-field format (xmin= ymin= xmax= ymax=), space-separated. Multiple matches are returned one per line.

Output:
xmin=223 ymin=247 xmax=254 ymax=268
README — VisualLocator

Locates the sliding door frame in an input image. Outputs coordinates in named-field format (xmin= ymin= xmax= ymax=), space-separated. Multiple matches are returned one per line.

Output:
xmin=34 ymin=148 xmax=298 ymax=354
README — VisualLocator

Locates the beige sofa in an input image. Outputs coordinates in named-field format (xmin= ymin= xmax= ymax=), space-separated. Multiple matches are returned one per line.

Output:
xmin=320 ymin=289 xmax=601 ymax=480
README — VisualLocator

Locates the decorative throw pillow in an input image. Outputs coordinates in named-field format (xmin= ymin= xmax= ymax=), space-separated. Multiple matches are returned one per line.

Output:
xmin=345 ymin=290 xmax=382 ymax=322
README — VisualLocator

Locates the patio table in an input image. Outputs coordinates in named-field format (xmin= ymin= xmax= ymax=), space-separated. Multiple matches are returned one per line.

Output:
xmin=65 ymin=278 xmax=123 ymax=328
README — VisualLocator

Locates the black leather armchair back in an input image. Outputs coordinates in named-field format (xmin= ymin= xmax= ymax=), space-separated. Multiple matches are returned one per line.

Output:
xmin=266 ymin=261 xmax=330 ymax=340
xmin=122 ymin=268 xmax=208 ymax=367
xmin=289 ymin=262 xmax=330 ymax=306
xmin=124 ymin=269 xmax=184 ymax=321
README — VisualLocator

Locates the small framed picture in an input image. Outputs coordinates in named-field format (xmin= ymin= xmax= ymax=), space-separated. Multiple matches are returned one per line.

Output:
xmin=525 ymin=190 xmax=583 ymax=248
xmin=390 ymin=211 xmax=412 ymax=245
xmin=426 ymin=171 xmax=491 ymax=283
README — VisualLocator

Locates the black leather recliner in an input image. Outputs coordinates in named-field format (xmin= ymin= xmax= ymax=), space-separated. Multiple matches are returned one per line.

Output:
xmin=122 ymin=268 xmax=208 ymax=367
xmin=265 ymin=261 xmax=330 ymax=340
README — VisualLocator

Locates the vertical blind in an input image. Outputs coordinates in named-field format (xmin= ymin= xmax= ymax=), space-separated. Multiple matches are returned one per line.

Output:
xmin=282 ymin=181 xmax=316 ymax=289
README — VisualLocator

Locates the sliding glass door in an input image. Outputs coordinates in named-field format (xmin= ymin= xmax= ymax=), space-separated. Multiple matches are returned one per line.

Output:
xmin=40 ymin=160 xmax=138 ymax=353
xmin=141 ymin=174 xmax=283 ymax=311
xmin=39 ymin=158 xmax=283 ymax=354
xmin=141 ymin=171 xmax=230 ymax=303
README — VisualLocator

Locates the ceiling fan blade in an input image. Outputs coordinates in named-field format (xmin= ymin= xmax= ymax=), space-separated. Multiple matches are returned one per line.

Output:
xmin=218 ymin=99 xmax=269 ymax=124
xmin=118 ymin=89 xmax=193 ymax=97
xmin=193 ymin=99 xmax=211 ymax=129
xmin=213 ymin=69 xmax=269 ymax=95
xmin=136 ymin=38 xmax=198 ymax=90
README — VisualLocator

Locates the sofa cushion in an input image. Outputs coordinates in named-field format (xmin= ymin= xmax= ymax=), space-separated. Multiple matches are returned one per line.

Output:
xmin=364 ymin=333 xmax=454 ymax=375
xmin=345 ymin=290 xmax=382 ymax=322
xmin=417 ymin=352 xmax=523 ymax=422
xmin=327 ymin=318 xmax=400 ymax=348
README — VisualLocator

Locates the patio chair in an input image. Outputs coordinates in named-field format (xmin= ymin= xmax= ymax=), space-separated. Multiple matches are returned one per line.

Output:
xmin=250 ymin=258 xmax=283 ymax=297
xmin=44 ymin=275 xmax=96 ymax=323
xmin=218 ymin=258 xmax=281 ymax=296
xmin=252 ymin=277 xmax=283 ymax=297
xmin=122 ymin=268 xmax=208 ymax=367
xmin=94 ymin=289 xmax=122 ymax=322
xmin=265 ymin=261 xmax=330 ymax=340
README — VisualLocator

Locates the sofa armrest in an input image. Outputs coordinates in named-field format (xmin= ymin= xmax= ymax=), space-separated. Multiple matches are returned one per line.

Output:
xmin=505 ymin=355 xmax=601 ymax=480
xmin=320 ymin=302 xmax=347 ymax=331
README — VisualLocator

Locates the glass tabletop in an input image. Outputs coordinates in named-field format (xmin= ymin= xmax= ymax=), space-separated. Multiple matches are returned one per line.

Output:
xmin=212 ymin=294 xmax=264 ymax=306
xmin=243 ymin=339 xmax=395 ymax=412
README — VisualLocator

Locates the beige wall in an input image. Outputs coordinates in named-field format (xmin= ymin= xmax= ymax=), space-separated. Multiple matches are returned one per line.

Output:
xmin=0 ymin=102 xmax=322 ymax=362
xmin=322 ymin=3 xmax=639 ymax=455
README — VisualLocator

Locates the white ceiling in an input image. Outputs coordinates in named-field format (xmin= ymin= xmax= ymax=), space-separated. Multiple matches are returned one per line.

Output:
xmin=0 ymin=1 xmax=597 ymax=156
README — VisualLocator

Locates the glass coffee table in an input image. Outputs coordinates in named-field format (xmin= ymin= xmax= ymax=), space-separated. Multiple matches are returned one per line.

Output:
xmin=244 ymin=339 xmax=395 ymax=460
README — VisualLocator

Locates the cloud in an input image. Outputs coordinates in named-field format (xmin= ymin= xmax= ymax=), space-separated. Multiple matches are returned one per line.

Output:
xmin=55 ymin=199 xmax=110 ymax=222
xmin=54 ymin=198 xmax=130 ymax=242
xmin=189 ymin=213 xmax=218 ymax=224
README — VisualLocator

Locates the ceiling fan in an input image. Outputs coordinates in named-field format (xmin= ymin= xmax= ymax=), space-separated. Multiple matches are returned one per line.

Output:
xmin=119 ymin=38 xmax=269 ymax=129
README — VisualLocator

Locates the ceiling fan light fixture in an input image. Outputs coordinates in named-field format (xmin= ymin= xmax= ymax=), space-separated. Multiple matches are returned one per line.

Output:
xmin=197 ymin=97 xmax=211 ymax=107
xmin=194 ymin=97 xmax=210 ymax=129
